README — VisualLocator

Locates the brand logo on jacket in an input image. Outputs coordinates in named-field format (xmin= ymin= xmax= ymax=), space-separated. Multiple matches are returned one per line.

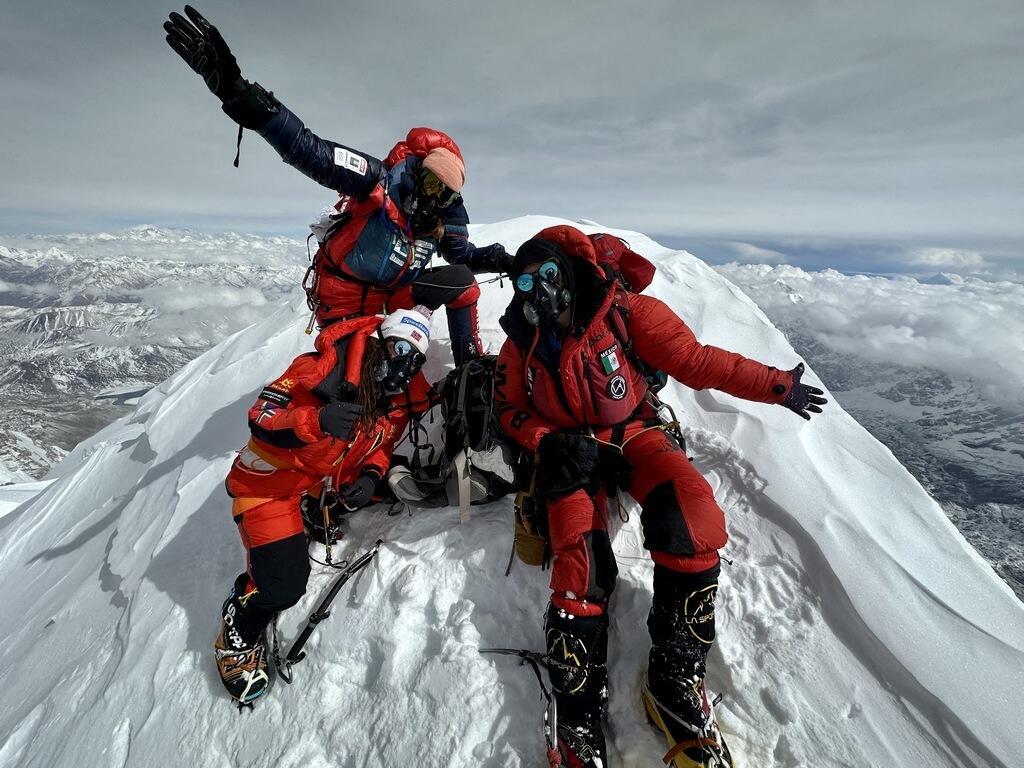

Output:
xmin=607 ymin=374 xmax=627 ymax=400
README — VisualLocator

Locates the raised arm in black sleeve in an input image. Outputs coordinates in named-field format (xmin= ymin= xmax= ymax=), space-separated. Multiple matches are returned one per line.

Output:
xmin=164 ymin=6 xmax=386 ymax=199
xmin=257 ymin=106 xmax=385 ymax=199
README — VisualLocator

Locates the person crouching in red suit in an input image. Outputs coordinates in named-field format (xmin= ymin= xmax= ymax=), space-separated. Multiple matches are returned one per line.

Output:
xmin=214 ymin=306 xmax=435 ymax=705
xmin=493 ymin=226 xmax=826 ymax=767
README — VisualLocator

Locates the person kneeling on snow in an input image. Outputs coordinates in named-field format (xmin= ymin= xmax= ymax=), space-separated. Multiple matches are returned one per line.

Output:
xmin=493 ymin=226 xmax=827 ymax=767
xmin=163 ymin=6 xmax=512 ymax=363
xmin=215 ymin=307 xmax=435 ymax=705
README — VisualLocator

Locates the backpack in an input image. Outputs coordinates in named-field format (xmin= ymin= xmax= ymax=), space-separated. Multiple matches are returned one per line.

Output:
xmin=589 ymin=233 xmax=668 ymax=391
xmin=386 ymin=356 xmax=525 ymax=519
xmin=440 ymin=356 xmax=523 ymax=521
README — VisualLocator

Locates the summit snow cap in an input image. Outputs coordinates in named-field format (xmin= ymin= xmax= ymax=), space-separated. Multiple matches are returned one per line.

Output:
xmin=380 ymin=306 xmax=433 ymax=355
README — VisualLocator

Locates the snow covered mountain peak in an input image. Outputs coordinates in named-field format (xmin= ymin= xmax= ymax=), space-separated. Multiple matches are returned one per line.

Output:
xmin=0 ymin=218 xmax=1020 ymax=767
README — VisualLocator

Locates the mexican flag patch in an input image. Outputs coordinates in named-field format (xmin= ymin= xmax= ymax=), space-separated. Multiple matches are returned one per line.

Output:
xmin=599 ymin=345 xmax=621 ymax=374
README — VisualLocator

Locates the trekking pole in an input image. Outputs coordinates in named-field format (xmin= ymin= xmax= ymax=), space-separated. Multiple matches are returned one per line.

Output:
xmin=275 ymin=539 xmax=383 ymax=683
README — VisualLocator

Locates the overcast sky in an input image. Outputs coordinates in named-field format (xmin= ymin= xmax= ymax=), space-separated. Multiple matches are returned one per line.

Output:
xmin=2 ymin=0 xmax=1022 ymax=271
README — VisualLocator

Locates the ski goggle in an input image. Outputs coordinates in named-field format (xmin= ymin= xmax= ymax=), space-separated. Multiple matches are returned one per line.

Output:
xmin=514 ymin=260 xmax=561 ymax=294
xmin=392 ymin=339 xmax=415 ymax=357
xmin=418 ymin=168 xmax=462 ymax=209
xmin=388 ymin=339 xmax=427 ymax=369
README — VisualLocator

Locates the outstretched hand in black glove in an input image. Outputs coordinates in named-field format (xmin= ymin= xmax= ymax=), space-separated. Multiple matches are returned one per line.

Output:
xmin=164 ymin=6 xmax=279 ymax=129
xmin=468 ymin=243 xmax=514 ymax=275
xmin=164 ymin=6 xmax=244 ymax=100
xmin=781 ymin=363 xmax=828 ymax=420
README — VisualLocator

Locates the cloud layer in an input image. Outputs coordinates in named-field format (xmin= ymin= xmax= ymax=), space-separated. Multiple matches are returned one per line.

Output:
xmin=714 ymin=262 xmax=1024 ymax=409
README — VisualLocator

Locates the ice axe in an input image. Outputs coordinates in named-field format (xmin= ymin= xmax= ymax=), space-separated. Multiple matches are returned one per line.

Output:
xmin=273 ymin=539 xmax=382 ymax=684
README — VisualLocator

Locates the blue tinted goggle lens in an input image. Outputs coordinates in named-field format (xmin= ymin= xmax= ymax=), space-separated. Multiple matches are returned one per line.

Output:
xmin=515 ymin=260 xmax=561 ymax=293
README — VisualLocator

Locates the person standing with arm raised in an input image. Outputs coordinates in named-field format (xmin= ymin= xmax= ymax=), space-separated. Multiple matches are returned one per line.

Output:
xmin=163 ymin=6 xmax=513 ymax=362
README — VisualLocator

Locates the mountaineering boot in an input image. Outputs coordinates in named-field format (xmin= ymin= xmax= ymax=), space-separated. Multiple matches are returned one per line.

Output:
xmin=545 ymin=604 xmax=609 ymax=767
xmin=214 ymin=573 xmax=273 ymax=705
xmin=643 ymin=563 xmax=733 ymax=767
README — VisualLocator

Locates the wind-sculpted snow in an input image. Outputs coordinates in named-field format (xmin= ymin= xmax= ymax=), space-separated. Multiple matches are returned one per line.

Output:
xmin=714 ymin=263 xmax=1024 ymax=598
xmin=0 ymin=216 xmax=1021 ymax=767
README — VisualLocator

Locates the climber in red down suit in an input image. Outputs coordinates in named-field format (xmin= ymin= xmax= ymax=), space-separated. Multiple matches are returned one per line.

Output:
xmin=493 ymin=225 xmax=827 ymax=767
xmin=164 ymin=6 xmax=513 ymax=362
xmin=214 ymin=307 xmax=435 ymax=705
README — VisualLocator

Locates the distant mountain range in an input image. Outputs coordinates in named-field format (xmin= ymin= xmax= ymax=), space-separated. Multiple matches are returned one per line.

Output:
xmin=0 ymin=226 xmax=305 ymax=482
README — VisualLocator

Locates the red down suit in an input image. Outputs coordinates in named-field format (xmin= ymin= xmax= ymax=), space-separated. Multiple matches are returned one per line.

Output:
xmin=225 ymin=315 xmax=431 ymax=613
xmin=494 ymin=225 xmax=793 ymax=616
xmin=309 ymin=128 xmax=479 ymax=330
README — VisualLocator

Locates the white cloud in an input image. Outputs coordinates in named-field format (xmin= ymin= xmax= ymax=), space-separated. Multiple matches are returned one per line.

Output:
xmin=723 ymin=241 xmax=791 ymax=264
xmin=0 ymin=279 xmax=58 ymax=297
xmin=908 ymin=247 xmax=986 ymax=269
xmin=129 ymin=285 xmax=270 ymax=314
xmin=715 ymin=262 xmax=1024 ymax=410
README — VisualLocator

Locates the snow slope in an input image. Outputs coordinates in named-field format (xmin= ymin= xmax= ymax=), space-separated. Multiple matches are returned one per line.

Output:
xmin=0 ymin=216 xmax=1020 ymax=768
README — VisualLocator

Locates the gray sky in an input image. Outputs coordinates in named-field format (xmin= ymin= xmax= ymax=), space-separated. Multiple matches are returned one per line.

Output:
xmin=2 ymin=0 xmax=1022 ymax=268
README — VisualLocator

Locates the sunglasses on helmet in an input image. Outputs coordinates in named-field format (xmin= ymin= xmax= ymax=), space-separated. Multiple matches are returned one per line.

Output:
xmin=514 ymin=260 xmax=561 ymax=294
xmin=418 ymin=168 xmax=462 ymax=209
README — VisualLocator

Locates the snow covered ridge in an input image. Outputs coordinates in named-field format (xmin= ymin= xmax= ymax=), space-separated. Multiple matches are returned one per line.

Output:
xmin=0 ymin=216 xmax=1021 ymax=767
xmin=713 ymin=262 xmax=1024 ymax=599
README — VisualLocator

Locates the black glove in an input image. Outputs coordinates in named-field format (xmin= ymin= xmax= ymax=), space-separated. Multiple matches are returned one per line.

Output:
xmin=781 ymin=363 xmax=828 ymax=420
xmin=468 ymin=243 xmax=513 ymax=275
xmin=339 ymin=473 xmax=378 ymax=512
xmin=164 ymin=6 xmax=280 ymax=129
xmin=536 ymin=433 xmax=599 ymax=498
xmin=319 ymin=401 xmax=365 ymax=440
xmin=164 ymin=6 xmax=244 ymax=100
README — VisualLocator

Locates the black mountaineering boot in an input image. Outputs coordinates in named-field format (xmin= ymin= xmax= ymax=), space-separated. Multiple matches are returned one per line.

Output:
xmin=643 ymin=563 xmax=734 ymax=767
xmin=215 ymin=573 xmax=273 ymax=706
xmin=545 ymin=604 xmax=609 ymax=768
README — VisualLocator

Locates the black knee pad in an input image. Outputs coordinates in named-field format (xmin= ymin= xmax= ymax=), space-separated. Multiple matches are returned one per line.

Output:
xmin=247 ymin=533 xmax=311 ymax=613
xmin=640 ymin=480 xmax=695 ymax=556
xmin=411 ymin=264 xmax=476 ymax=308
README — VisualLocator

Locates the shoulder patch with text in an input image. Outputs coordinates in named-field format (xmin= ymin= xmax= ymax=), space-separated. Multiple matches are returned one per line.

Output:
xmin=333 ymin=147 xmax=369 ymax=175
xmin=258 ymin=387 xmax=292 ymax=407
